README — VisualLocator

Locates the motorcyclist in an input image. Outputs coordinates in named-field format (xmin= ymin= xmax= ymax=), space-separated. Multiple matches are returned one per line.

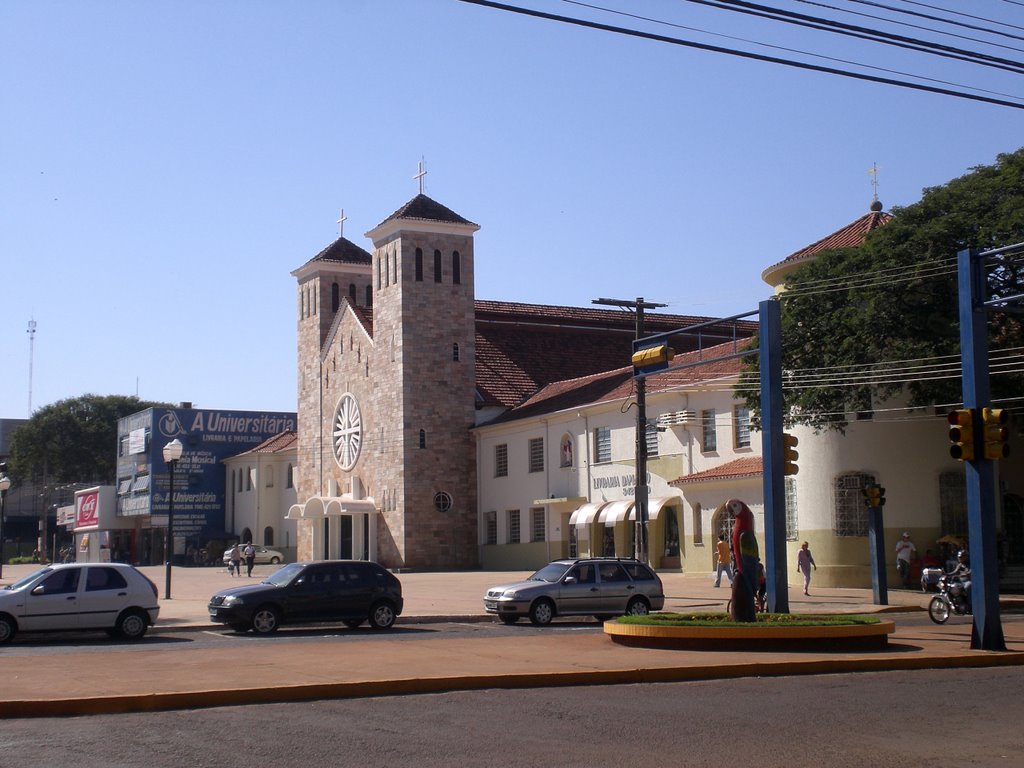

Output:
xmin=948 ymin=550 xmax=972 ymax=611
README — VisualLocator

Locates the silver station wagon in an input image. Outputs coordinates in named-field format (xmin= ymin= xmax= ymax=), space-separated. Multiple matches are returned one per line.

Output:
xmin=484 ymin=557 xmax=665 ymax=626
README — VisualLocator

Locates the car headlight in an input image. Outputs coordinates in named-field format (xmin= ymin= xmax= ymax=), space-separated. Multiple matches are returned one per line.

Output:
xmin=504 ymin=590 xmax=520 ymax=599
xmin=222 ymin=595 xmax=243 ymax=607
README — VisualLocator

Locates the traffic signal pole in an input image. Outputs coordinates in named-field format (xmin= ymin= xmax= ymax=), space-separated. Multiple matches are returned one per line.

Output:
xmin=759 ymin=299 xmax=790 ymax=614
xmin=957 ymin=248 xmax=1005 ymax=651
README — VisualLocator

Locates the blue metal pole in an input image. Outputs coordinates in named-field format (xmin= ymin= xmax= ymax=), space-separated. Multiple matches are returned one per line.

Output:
xmin=759 ymin=299 xmax=789 ymax=614
xmin=867 ymin=506 xmax=887 ymax=605
xmin=957 ymin=248 xmax=1005 ymax=651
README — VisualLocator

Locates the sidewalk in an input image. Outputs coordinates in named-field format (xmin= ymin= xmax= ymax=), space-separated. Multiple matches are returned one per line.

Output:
xmin=1 ymin=563 xmax=1022 ymax=718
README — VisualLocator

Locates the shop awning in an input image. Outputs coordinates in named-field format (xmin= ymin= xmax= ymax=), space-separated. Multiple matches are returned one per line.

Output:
xmin=569 ymin=502 xmax=605 ymax=527
xmin=598 ymin=500 xmax=634 ymax=527
xmin=628 ymin=496 xmax=682 ymax=521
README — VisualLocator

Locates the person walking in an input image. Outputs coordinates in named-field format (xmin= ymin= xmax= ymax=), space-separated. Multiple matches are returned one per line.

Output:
xmin=895 ymin=532 xmax=917 ymax=589
xmin=713 ymin=534 xmax=733 ymax=587
xmin=244 ymin=542 xmax=256 ymax=577
xmin=796 ymin=541 xmax=817 ymax=596
xmin=228 ymin=543 xmax=242 ymax=577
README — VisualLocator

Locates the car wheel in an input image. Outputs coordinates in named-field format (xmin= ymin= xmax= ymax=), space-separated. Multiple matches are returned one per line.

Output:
xmin=0 ymin=614 xmax=16 ymax=645
xmin=251 ymin=605 xmax=282 ymax=634
xmin=270 ymin=557 xmax=281 ymax=564
xmin=499 ymin=614 xmax=519 ymax=625
xmin=369 ymin=601 xmax=397 ymax=630
xmin=529 ymin=598 xmax=555 ymax=626
xmin=625 ymin=597 xmax=650 ymax=616
xmin=116 ymin=609 xmax=149 ymax=640
xmin=344 ymin=619 xmax=363 ymax=629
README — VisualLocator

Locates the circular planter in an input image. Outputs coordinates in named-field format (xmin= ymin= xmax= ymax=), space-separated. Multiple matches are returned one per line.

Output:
xmin=604 ymin=618 xmax=896 ymax=651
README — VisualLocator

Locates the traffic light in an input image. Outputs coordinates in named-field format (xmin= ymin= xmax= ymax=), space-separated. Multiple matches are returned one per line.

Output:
xmin=982 ymin=407 xmax=1011 ymax=460
xmin=947 ymin=408 xmax=976 ymax=461
xmin=782 ymin=432 xmax=799 ymax=475
xmin=631 ymin=343 xmax=674 ymax=374
xmin=862 ymin=483 xmax=886 ymax=508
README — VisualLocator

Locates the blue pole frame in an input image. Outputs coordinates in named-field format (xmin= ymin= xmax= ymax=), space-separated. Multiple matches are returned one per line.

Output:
xmin=759 ymin=299 xmax=789 ymax=614
xmin=957 ymin=248 xmax=1005 ymax=651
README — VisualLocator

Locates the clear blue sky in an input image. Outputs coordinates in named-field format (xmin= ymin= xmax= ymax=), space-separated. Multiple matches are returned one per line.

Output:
xmin=3 ymin=0 xmax=1022 ymax=417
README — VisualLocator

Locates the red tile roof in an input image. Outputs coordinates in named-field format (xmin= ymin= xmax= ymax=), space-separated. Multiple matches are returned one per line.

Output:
xmin=762 ymin=206 xmax=891 ymax=284
xmin=473 ymin=302 xmax=756 ymax=409
xmin=238 ymin=431 xmax=297 ymax=455
xmin=488 ymin=339 xmax=752 ymax=424
xmin=669 ymin=455 xmax=763 ymax=486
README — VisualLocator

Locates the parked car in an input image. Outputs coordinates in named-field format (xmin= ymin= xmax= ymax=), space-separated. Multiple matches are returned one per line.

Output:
xmin=484 ymin=557 xmax=665 ymax=626
xmin=0 ymin=562 xmax=160 ymax=644
xmin=222 ymin=545 xmax=285 ymax=565
xmin=208 ymin=560 xmax=403 ymax=634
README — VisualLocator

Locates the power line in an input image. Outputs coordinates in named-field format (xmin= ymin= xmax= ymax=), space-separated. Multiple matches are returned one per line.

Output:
xmin=456 ymin=1 xmax=1024 ymax=109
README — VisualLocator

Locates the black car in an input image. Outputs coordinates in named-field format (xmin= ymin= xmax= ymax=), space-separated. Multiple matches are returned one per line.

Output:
xmin=208 ymin=560 xmax=403 ymax=634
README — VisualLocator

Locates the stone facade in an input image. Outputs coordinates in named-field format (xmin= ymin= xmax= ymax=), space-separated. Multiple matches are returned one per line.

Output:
xmin=292 ymin=195 xmax=480 ymax=569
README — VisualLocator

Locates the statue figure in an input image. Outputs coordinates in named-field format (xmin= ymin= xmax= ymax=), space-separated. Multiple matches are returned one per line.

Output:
xmin=728 ymin=499 xmax=759 ymax=622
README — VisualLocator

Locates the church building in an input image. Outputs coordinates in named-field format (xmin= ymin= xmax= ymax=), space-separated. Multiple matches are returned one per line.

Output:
xmin=289 ymin=191 xmax=754 ymax=570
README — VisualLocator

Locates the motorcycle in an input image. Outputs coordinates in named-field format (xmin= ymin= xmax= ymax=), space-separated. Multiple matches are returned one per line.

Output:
xmin=927 ymin=575 xmax=972 ymax=624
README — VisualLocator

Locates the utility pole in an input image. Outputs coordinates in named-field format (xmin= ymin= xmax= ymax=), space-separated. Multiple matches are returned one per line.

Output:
xmin=593 ymin=297 xmax=666 ymax=564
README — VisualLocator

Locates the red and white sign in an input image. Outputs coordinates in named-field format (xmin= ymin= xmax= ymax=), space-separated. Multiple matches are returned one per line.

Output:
xmin=76 ymin=492 xmax=100 ymax=529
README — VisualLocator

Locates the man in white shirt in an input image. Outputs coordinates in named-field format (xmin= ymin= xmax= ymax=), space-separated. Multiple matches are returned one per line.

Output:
xmin=895 ymin=532 xmax=916 ymax=589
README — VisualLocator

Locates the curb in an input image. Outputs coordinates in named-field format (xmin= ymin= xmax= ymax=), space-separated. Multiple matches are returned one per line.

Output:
xmin=4 ymin=647 xmax=1024 ymax=719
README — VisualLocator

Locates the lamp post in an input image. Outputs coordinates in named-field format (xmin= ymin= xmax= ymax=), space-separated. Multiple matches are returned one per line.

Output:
xmin=162 ymin=438 xmax=183 ymax=599
xmin=0 ymin=471 xmax=10 ymax=580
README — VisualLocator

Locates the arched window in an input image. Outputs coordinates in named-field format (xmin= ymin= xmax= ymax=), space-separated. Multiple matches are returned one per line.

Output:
xmin=452 ymin=342 xmax=460 ymax=362
xmin=242 ymin=527 xmax=253 ymax=544
xmin=365 ymin=285 xmax=372 ymax=307
xmin=833 ymin=472 xmax=874 ymax=537
xmin=331 ymin=282 xmax=339 ymax=312
xmin=385 ymin=249 xmax=390 ymax=286
xmin=433 ymin=249 xmax=442 ymax=282
xmin=376 ymin=255 xmax=382 ymax=289
xmin=393 ymin=250 xmax=399 ymax=283
xmin=419 ymin=429 xmax=426 ymax=448
xmin=311 ymin=289 xmax=316 ymax=315
xmin=452 ymin=251 xmax=461 ymax=284
xmin=263 ymin=526 xmax=274 ymax=546
xmin=349 ymin=283 xmax=357 ymax=303
xmin=415 ymin=248 xmax=423 ymax=281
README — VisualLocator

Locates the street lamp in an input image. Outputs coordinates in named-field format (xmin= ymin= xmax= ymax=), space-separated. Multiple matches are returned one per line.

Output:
xmin=162 ymin=438 xmax=183 ymax=599
xmin=0 ymin=470 xmax=10 ymax=580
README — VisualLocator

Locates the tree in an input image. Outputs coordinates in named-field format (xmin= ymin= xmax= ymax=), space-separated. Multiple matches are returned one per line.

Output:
xmin=739 ymin=148 xmax=1024 ymax=432
xmin=7 ymin=394 xmax=170 ymax=484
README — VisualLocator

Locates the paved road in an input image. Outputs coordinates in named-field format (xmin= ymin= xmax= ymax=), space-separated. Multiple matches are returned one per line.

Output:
xmin=1 ymin=667 xmax=1019 ymax=767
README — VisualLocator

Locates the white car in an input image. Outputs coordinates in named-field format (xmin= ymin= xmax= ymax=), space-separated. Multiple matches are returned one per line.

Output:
xmin=0 ymin=563 xmax=160 ymax=644
xmin=222 ymin=546 xmax=285 ymax=565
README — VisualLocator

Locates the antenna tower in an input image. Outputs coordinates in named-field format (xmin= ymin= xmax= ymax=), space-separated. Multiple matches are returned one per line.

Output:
xmin=27 ymin=318 xmax=37 ymax=415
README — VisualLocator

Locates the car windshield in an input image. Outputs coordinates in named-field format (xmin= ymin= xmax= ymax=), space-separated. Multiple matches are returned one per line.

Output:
xmin=5 ymin=567 xmax=52 ymax=591
xmin=529 ymin=562 xmax=571 ymax=583
xmin=263 ymin=563 xmax=304 ymax=587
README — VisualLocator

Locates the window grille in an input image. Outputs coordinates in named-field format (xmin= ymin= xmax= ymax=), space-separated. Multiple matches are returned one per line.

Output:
xmin=495 ymin=444 xmax=508 ymax=477
xmin=833 ymin=472 xmax=873 ymax=537
xmin=595 ymin=426 xmax=611 ymax=463
xmin=702 ymin=409 xmax=717 ymax=451
xmin=528 ymin=438 xmax=544 ymax=473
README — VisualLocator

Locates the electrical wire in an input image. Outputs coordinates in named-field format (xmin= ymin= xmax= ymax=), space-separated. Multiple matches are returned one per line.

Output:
xmin=455 ymin=1 xmax=1024 ymax=109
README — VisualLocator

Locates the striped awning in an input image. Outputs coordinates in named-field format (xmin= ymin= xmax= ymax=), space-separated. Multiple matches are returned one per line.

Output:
xmin=568 ymin=502 xmax=606 ymax=527
xmin=628 ymin=496 xmax=682 ymax=521
xmin=597 ymin=500 xmax=634 ymax=527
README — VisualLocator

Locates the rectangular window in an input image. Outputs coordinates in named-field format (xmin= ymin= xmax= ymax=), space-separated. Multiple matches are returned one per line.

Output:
xmin=531 ymin=507 xmax=546 ymax=542
xmin=286 ymin=464 xmax=294 ymax=489
xmin=507 ymin=510 xmax=521 ymax=544
xmin=528 ymin=438 xmax=544 ymax=473
xmin=485 ymin=511 xmax=497 ymax=545
xmin=733 ymin=406 xmax=751 ymax=448
xmin=701 ymin=409 xmax=717 ymax=452
xmin=785 ymin=477 xmax=798 ymax=540
xmin=595 ymin=426 xmax=611 ymax=463
xmin=645 ymin=423 xmax=659 ymax=457
xmin=495 ymin=444 xmax=508 ymax=478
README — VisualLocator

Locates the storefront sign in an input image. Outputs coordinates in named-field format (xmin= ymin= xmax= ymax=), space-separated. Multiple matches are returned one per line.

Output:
xmin=76 ymin=492 xmax=100 ymax=529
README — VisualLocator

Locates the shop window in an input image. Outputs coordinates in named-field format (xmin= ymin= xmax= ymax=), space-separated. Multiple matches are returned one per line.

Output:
xmin=702 ymin=409 xmax=717 ymax=452
xmin=531 ymin=508 xmax=545 ymax=542
xmin=528 ymin=437 xmax=544 ymax=473
xmin=833 ymin=472 xmax=873 ymax=537
xmin=508 ymin=510 xmax=520 ymax=544
xmin=595 ymin=426 xmax=611 ymax=463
